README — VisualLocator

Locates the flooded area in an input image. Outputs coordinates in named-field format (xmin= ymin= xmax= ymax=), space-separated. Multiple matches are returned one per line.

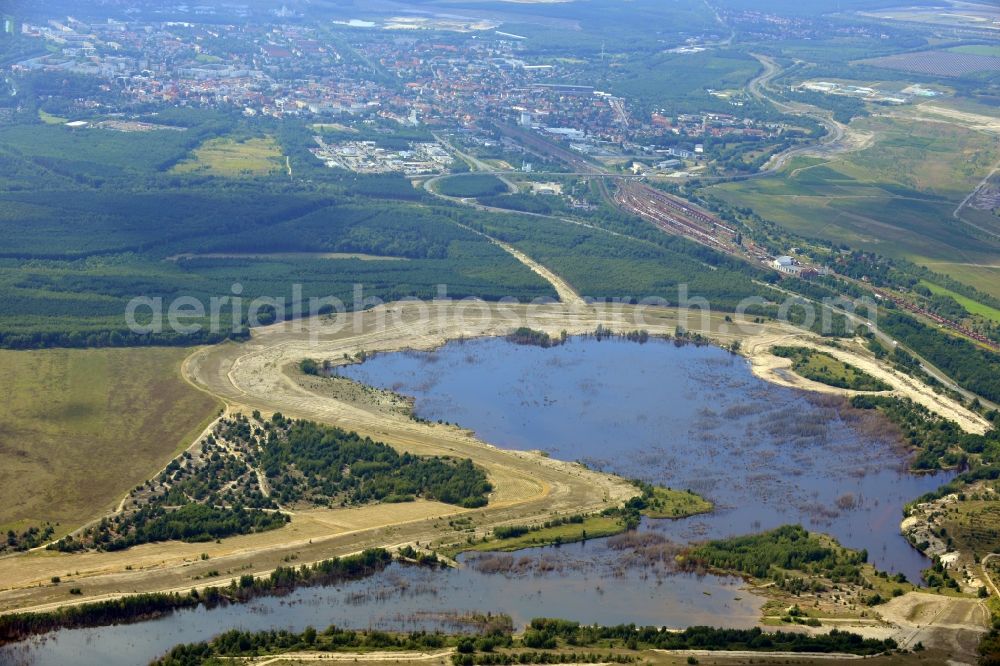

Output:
xmin=340 ymin=336 xmax=951 ymax=579
xmin=1 ymin=544 xmax=758 ymax=666
xmin=2 ymin=336 xmax=952 ymax=665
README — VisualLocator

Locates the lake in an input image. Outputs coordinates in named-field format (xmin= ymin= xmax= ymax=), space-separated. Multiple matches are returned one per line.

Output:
xmin=2 ymin=335 xmax=951 ymax=665
xmin=340 ymin=336 xmax=950 ymax=579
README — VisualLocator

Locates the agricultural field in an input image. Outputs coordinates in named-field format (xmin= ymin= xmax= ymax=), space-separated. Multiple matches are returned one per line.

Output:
xmin=920 ymin=262 xmax=1000 ymax=301
xmin=859 ymin=50 xmax=1000 ymax=77
xmin=171 ymin=135 xmax=284 ymax=178
xmin=0 ymin=347 xmax=219 ymax=537
xmin=709 ymin=114 xmax=1000 ymax=295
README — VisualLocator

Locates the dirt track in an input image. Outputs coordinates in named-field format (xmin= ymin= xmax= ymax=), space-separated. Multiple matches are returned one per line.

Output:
xmin=911 ymin=104 xmax=1000 ymax=136
xmin=875 ymin=592 xmax=989 ymax=664
xmin=0 ymin=301 xmax=986 ymax=615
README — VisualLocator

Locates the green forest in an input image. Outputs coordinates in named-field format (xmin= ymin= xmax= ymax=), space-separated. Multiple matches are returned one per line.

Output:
xmin=149 ymin=620 xmax=898 ymax=665
xmin=878 ymin=312 xmax=1000 ymax=404
xmin=253 ymin=414 xmax=492 ymax=508
xmin=436 ymin=174 xmax=509 ymax=198
xmin=0 ymin=116 xmax=556 ymax=348
xmin=849 ymin=394 xmax=1000 ymax=471
xmin=684 ymin=525 xmax=867 ymax=584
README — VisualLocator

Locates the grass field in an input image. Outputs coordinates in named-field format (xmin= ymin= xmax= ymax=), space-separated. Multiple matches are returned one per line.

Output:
xmin=920 ymin=279 xmax=1000 ymax=323
xmin=453 ymin=487 xmax=711 ymax=554
xmin=938 ymin=496 xmax=1000 ymax=557
xmin=709 ymin=115 xmax=1000 ymax=294
xmin=0 ymin=347 xmax=219 ymax=536
xmin=457 ymin=515 xmax=626 ymax=554
xmin=434 ymin=174 xmax=509 ymax=198
xmin=36 ymin=110 xmax=67 ymax=125
xmin=920 ymin=262 xmax=1000 ymax=300
xmin=642 ymin=486 xmax=713 ymax=518
xmin=172 ymin=135 xmax=284 ymax=177
xmin=948 ymin=45 xmax=1000 ymax=58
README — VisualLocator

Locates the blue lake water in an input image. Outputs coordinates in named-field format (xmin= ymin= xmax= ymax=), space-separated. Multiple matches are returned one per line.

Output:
xmin=340 ymin=336 xmax=951 ymax=579
xmin=1 ymin=547 xmax=759 ymax=666
xmin=1 ymin=336 xmax=952 ymax=666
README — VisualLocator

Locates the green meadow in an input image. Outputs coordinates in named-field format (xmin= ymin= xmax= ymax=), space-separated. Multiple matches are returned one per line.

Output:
xmin=710 ymin=115 xmax=1000 ymax=296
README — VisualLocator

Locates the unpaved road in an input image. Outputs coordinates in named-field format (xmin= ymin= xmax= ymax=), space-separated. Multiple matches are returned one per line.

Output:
xmin=420 ymin=178 xmax=585 ymax=306
xmin=491 ymin=240 xmax=585 ymax=306
xmin=982 ymin=553 xmax=1000 ymax=598
xmin=746 ymin=332 xmax=990 ymax=434
xmin=252 ymin=650 xmax=456 ymax=665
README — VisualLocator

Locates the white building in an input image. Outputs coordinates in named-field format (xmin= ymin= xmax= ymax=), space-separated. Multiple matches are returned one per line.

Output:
xmin=772 ymin=255 xmax=796 ymax=272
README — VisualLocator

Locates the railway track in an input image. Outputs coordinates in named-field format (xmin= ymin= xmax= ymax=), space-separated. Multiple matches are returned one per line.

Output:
xmin=494 ymin=123 xmax=742 ymax=253
xmin=615 ymin=180 xmax=738 ymax=251
xmin=872 ymin=287 xmax=1000 ymax=353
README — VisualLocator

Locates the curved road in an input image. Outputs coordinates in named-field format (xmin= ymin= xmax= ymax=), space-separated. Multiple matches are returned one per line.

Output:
xmin=746 ymin=53 xmax=850 ymax=173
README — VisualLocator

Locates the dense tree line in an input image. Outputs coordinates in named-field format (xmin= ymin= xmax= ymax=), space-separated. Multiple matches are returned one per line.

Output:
xmin=850 ymin=394 xmax=1000 ymax=471
xmin=0 ymin=549 xmax=395 ymax=646
xmin=147 ymin=615 xmax=897 ymax=665
xmin=154 ymin=627 xmax=456 ymax=666
xmin=0 ymin=327 xmax=247 ymax=351
xmin=505 ymin=327 xmax=567 ymax=348
xmin=53 ymin=504 xmax=287 ymax=553
xmin=519 ymin=619 xmax=895 ymax=655
xmin=0 ymin=592 xmax=200 ymax=646
xmin=454 ymin=651 xmax=633 ymax=666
